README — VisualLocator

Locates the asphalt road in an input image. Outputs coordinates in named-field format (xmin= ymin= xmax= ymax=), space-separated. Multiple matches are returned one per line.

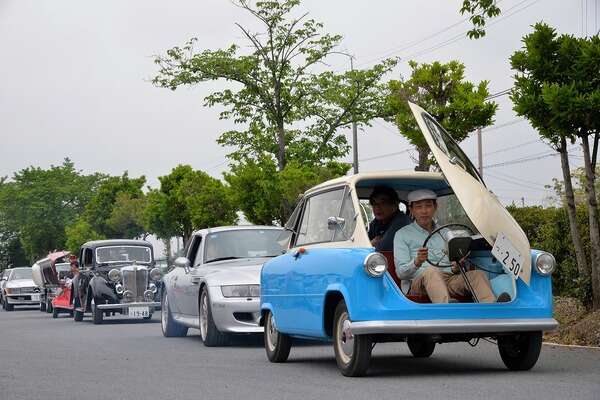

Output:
xmin=1 ymin=306 xmax=599 ymax=400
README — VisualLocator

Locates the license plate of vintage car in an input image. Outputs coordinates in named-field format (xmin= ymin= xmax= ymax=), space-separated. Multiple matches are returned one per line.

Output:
xmin=492 ymin=232 xmax=523 ymax=280
xmin=31 ymin=294 xmax=40 ymax=301
xmin=128 ymin=306 xmax=150 ymax=318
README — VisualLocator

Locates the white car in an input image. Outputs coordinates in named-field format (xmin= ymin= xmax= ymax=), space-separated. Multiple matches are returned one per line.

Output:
xmin=2 ymin=267 xmax=41 ymax=311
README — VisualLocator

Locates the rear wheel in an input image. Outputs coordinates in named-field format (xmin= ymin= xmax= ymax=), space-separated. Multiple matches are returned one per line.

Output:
xmin=333 ymin=301 xmax=372 ymax=377
xmin=264 ymin=310 xmax=292 ymax=363
xmin=46 ymin=300 xmax=53 ymax=314
xmin=161 ymin=291 xmax=188 ymax=337
xmin=407 ymin=336 xmax=436 ymax=358
xmin=73 ymin=309 xmax=83 ymax=321
xmin=92 ymin=299 xmax=103 ymax=325
xmin=52 ymin=307 xmax=59 ymax=318
xmin=199 ymin=287 xmax=228 ymax=347
xmin=39 ymin=299 xmax=46 ymax=312
xmin=498 ymin=332 xmax=542 ymax=371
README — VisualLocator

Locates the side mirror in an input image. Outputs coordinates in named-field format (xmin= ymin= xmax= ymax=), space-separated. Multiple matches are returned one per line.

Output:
xmin=327 ymin=216 xmax=345 ymax=230
xmin=174 ymin=257 xmax=191 ymax=272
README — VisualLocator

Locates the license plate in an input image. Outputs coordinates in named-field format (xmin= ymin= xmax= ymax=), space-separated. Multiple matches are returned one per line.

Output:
xmin=128 ymin=306 xmax=149 ymax=318
xmin=31 ymin=294 xmax=40 ymax=301
xmin=492 ymin=232 xmax=523 ymax=280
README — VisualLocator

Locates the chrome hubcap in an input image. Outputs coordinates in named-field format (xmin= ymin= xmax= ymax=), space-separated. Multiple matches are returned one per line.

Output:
xmin=266 ymin=313 xmax=278 ymax=351
xmin=337 ymin=312 xmax=354 ymax=364
xmin=200 ymin=292 xmax=208 ymax=340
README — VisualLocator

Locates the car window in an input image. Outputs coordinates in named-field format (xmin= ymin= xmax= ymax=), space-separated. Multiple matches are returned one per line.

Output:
xmin=295 ymin=188 xmax=344 ymax=246
xmin=10 ymin=268 xmax=32 ymax=280
xmin=84 ymin=248 xmax=93 ymax=267
xmin=422 ymin=113 xmax=484 ymax=185
xmin=204 ymin=229 xmax=285 ymax=262
xmin=188 ymin=236 xmax=203 ymax=267
xmin=333 ymin=189 xmax=357 ymax=241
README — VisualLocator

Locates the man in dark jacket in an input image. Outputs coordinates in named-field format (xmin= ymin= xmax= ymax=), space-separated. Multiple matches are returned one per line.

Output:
xmin=367 ymin=185 xmax=411 ymax=251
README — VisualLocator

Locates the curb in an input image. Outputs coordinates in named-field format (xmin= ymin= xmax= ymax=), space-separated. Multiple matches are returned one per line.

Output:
xmin=543 ymin=341 xmax=600 ymax=350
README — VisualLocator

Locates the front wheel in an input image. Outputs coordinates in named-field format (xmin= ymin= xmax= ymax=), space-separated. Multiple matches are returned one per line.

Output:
xmin=73 ymin=309 xmax=84 ymax=322
xmin=92 ymin=299 xmax=103 ymax=325
xmin=333 ymin=301 xmax=372 ymax=377
xmin=39 ymin=300 xmax=46 ymax=312
xmin=498 ymin=331 xmax=542 ymax=371
xmin=52 ymin=307 xmax=59 ymax=318
xmin=46 ymin=300 xmax=53 ymax=314
xmin=264 ymin=310 xmax=292 ymax=363
xmin=199 ymin=287 xmax=228 ymax=347
xmin=5 ymin=301 xmax=13 ymax=312
xmin=161 ymin=292 xmax=188 ymax=337
xmin=407 ymin=336 xmax=436 ymax=358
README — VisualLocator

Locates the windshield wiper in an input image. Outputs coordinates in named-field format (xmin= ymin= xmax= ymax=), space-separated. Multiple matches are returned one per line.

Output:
xmin=205 ymin=256 xmax=243 ymax=263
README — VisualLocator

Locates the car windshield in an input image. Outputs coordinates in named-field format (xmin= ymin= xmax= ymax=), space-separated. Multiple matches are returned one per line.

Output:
xmin=10 ymin=268 xmax=32 ymax=280
xmin=204 ymin=229 xmax=284 ymax=263
xmin=55 ymin=262 xmax=71 ymax=272
xmin=95 ymin=246 xmax=152 ymax=264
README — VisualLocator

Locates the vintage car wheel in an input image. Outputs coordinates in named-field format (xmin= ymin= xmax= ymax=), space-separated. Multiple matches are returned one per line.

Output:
xmin=199 ymin=287 xmax=228 ymax=347
xmin=52 ymin=307 xmax=59 ymax=318
xmin=161 ymin=291 xmax=188 ymax=337
xmin=73 ymin=309 xmax=84 ymax=322
xmin=46 ymin=300 xmax=53 ymax=314
xmin=407 ymin=336 xmax=436 ymax=358
xmin=92 ymin=299 xmax=103 ymax=325
xmin=498 ymin=331 xmax=542 ymax=371
xmin=333 ymin=301 xmax=372 ymax=377
xmin=39 ymin=300 xmax=46 ymax=312
xmin=264 ymin=310 xmax=292 ymax=363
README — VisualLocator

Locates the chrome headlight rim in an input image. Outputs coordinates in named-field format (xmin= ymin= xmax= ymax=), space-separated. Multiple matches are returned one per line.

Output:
xmin=149 ymin=267 xmax=162 ymax=282
xmin=143 ymin=290 xmax=155 ymax=301
xmin=220 ymin=284 xmax=260 ymax=298
xmin=363 ymin=252 xmax=388 ymax=278
xmin=534 ymin=252 xmax=556 ymax=276
xmin=148 ymin=282 xmax=158 ymax=294
xmin=108 ymin=268 xmax=121 ymax=283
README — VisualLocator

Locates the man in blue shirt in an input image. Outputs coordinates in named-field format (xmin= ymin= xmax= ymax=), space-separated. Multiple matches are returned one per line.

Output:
xmin=367 ymin=186 xmax=411 ymax=251
xmin=393 ymin=189 xmax=502 ymax=303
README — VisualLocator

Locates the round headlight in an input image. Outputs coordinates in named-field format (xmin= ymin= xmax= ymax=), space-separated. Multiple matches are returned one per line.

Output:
xmin=148 ymin=283 xmax=158 ymax=293
xmin=363 ymin=252 xmax=387 ymax=277
xmin=535 ymin=252 xmax=556 ymax=276
xmin=115 ymin=284 xmax=124 ymax=295
xmin=108 ymin=269 xmax=121 ymax=282
xmin=149 ymin=267 xmax=162 ymax=282
xmin=144 ymin=290 xmax=155 ymax=301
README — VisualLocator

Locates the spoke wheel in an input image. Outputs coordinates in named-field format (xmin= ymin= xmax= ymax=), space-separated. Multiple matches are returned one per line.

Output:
xmin=264 ymin=310 xmax=292 ymax=363
xmin=161 ymin=291 xmax=188 ymax=337
xmin=498 ymin=331 xmax=542 ymax=371
xmin=333 ymin=301 xmax=372 ymax=377
xmin=198 ymin=287 xmax=228 ymax=347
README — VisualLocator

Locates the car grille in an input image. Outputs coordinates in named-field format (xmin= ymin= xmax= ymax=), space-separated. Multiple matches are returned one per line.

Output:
xmin=16 ymin=287 xmax=40 ymax=294
xmin=122 ymin=268 xmax=148 ymax=302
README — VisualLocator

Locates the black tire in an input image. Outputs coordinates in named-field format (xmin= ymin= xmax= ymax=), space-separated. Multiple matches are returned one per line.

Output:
xmin=333 ymin=300 xmax=372 ymax=377
xmin=161 ymin=291 xmax=188 ymax=337
xmin=52 ymin=307 xmax=59 ymax=318
xmin=498 ymin=331 xmax=542 ymax=371
xmin=5 ymin=301 xmax=13 ymax=312
xmin=199 ymin=287 xmax=228 ymax=347
xmin=264 ymin=310 xmax=292 ymax=362
xmin=407 ymin=336 xmax=436 ymax=358
xmin=73 ymin=309 xmax=84 ymax=322
xmin=46 ymin=300 xmax=53 ymax=314
xmin=39 ymin=300 xmax=46 ymax=312
xmin=92 ymin=300 xmax=103 ymax=325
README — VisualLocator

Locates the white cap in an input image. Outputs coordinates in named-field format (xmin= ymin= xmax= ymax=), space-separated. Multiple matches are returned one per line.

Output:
xmin=407 ymin=189 xmax=438 ymax=204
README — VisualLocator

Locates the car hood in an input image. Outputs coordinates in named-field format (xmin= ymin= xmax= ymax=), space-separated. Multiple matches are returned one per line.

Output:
xmin=6 ymin=279 xmax=37 ymax=289
xmin=203 ymin=258 xmax=271 ymax=286
xmin=409 ymin=102 xmax=532 ymax=284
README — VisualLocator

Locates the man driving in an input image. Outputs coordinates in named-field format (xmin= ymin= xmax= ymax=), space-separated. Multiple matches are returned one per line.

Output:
xmin=367 ymin=185 xmax=411 ymax=251
xmin=393 ymin=189 xmax=507 ymax=303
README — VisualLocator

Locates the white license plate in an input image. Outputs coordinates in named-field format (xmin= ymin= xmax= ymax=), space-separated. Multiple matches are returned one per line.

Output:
xmin=128 ymin=306 xmax=149 ymax=318
xmin=492 ymin=232 xmax=523 ymax=280
xmin=31 ymin=294 xmax=40 ymax=301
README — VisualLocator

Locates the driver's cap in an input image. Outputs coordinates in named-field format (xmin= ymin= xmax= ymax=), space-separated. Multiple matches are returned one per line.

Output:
xmin=407 ymin=189 xmax=437 ymax=205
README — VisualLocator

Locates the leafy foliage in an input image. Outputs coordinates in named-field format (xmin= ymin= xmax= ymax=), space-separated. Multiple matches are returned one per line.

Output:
xmin=224 ymin=157 xmax=349 ymax=225
xmin=460 ymin=0 xmax=501 ymax=39
xmin=153 ymin=0 xmax=396 ymax=170
xmin=65 ymin=219 xmax=106 ymax=254
xmin=386 ymin=60 xmax=496 ymax=170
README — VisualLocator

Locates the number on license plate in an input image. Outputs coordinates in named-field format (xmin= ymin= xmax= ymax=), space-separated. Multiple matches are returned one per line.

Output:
xmin=128 ymin=306 xmax=150 ymax=318
xmin=492 ymin=232 xmax=523 ymax=280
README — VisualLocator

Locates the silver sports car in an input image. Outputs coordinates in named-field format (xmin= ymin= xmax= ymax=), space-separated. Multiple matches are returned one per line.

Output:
xmin=161 ymin=226 xmax=285 ymax=346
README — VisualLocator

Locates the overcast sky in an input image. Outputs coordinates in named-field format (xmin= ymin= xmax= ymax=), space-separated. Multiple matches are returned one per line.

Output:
xmin=0 ymin=0 xmax=596 ymax=208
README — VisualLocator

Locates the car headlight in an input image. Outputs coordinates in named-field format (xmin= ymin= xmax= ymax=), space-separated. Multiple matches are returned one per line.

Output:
xmin=149 ymin=267 xmax=162 ymax=282
xmin=221 ymin=285 xmax=260 ymax=298
xmin=5 ymin=288 xmax=14 ymax=294
xmin=108 ymin=269 xmax=121 ymax=282
xmin=115 ymin=284 xmax=124 ymax=295
xmin=148 ymin=283 xmax=158 ymax=293
xmin=363 ymin=252 xmax=387 ymax=277
xmin=143 ymin=290 xmax=155 ymax=301
xmin=535 ymin=252 xmax=556 ymax=276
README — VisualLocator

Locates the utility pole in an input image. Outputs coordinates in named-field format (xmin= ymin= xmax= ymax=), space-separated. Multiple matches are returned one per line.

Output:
xmin=477 ymin=127 xmax=483 ymax=177
xmin=350 ymin=57 xmax=359 ymax=174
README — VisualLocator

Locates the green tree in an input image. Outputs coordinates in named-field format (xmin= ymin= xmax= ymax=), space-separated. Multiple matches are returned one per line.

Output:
xmin=144 ymin=165 xmax=237 ymax=243
xmin=386 ymin=60 xmax=497 ymax=171
xmin=106 ymin=193 xmax=148 ymax=239
xmin=83 ymin=172 xmax=146 ymax=238
xmin=510 ymin=23 xmax=600 ymax=309
xmin=153 ymin=0 xmax=396 ymax=170
xmin=65 ymin=219 xmax=105 ymax=253
xmin=224 ymin=158 xmax=349 ymax=225
xmin=0 ymin=159 xmax=104 ymax=263
xmin=460 ymin=0 xmax=501 ymax=39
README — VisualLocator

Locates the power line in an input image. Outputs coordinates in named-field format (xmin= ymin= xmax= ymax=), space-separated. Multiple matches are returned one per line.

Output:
xmin=481 ymin=117 xmax=525 ymax=133
xmin=359 ymin=148 xmax=412 ymax=162
xmin=483 ymin=146 xmax=579 ymax=168
xmin=483 ymin=138 xmax=540 ymax=156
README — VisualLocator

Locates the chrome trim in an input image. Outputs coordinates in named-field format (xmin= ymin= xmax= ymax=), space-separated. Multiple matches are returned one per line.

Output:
xmin=349 ymin=318 xmax=558 ymax=335
xmin=97 ymin=301 xmax=160 ymax=310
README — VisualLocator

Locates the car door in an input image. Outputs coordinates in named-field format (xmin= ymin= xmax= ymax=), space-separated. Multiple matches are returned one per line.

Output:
xmin=173 ymin=234 xmax=203 ymax=316
xmin=408 ymin=102 xmax=532 ymax=284
xmin=277 ymin=187 xmax=348 ymax=335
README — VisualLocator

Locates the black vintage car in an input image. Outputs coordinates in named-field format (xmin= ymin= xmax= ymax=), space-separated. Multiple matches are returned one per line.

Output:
xmin=72 ymin=239 xmax=162 ymax=324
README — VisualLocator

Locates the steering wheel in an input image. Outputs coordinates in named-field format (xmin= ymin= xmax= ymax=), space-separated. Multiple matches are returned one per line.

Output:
xmin=422 ymin=223 xmax=475 ymax=267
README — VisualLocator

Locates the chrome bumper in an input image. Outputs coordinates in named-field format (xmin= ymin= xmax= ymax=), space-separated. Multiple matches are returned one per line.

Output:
xmin=349 ymin=318 xmax=559 ymax=335
xmin=97 ymin=302 xmax=160 ymax=310
xmin=6 ymin=295 xmax=41 ymax=304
